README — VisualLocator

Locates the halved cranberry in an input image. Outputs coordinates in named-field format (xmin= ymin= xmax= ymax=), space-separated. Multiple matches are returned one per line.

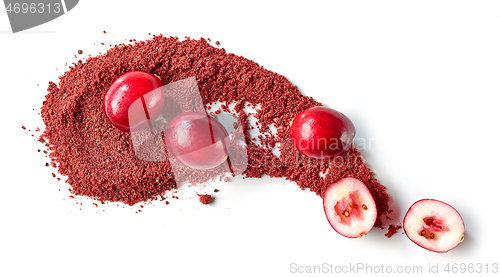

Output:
xmin=403 ymin=199 xmax=465 ymax=253
xmin=323 ymin=177 xmax=377 ymax=238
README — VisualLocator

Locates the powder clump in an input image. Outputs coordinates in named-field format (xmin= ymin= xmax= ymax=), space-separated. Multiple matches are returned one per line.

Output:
xmin=198 ymin=194 xmax=212 ymax=205
xmin=385 ymin=224 xmax=402 ymax=238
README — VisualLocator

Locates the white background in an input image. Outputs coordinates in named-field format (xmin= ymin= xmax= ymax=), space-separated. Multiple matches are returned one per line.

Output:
xmin=1 ymin=1 xmax=499 ymax=276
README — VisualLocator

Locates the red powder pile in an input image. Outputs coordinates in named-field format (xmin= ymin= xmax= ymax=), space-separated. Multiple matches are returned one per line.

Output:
xmin=40 ymin=35 xmax=390 ymax=227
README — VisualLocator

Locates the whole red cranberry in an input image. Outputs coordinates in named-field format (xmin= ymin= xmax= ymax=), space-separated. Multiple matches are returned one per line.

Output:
xmin=103 ymin=71 xmax=164 ymax=132
xmin=290 ymin=106 xmax=355 ymax=159
xmin=164 ymin=111 xmax=230 ymax=170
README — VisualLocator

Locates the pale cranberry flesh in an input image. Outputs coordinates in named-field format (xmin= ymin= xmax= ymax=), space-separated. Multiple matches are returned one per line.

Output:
xmin=323 ymin=177 xmax=377 ymax=238
xmin=290 ymin=106 xmax=355 ymax=160
xmin=103 ymin=71 xmax=164 ymax=132
xmin=164 ymin=111 xmax=230 ymax=170
xmin=403 ymin=199 xmax=465 ymax=253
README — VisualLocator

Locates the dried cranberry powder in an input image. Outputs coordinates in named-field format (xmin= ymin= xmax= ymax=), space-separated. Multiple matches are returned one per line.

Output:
xmin=385 ymin=224 xmax=402 ymax=238
xmin=40 ymin=35 xmax=390 ymax=227
xmin=198 ymin=194 xmax=212 ymax=205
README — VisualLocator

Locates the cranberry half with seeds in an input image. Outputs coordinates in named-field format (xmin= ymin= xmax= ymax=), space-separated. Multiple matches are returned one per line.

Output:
xmin=323 ymin=177 xmax=377 ymax=238
xmin=403 ymin=199 xmax=465 ymax=253
xmin=103 ymin=71 xmax=164 ymax=132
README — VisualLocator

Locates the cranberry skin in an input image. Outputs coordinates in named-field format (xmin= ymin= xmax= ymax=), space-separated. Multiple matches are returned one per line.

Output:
xmin=165 ymin=111 xmax=230 ymax=170
xmin=290 ymin=106 xmax=355 ymax=159
xmin=103 ymin=71 xmax=164 ymax=132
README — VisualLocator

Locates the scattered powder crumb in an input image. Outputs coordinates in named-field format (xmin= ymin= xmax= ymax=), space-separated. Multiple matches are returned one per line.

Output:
xmin=165 ymin=201 xmax=170 ymax=205
xmin=78 ymin=50 xmax=83 ymax=54
xmin=214 ymin=189 xmax=219 ymax=193
xmin=385 ymin=224 xmax=402 ymax=238
xmin=198 ymin=194 xmax=212 ymax=205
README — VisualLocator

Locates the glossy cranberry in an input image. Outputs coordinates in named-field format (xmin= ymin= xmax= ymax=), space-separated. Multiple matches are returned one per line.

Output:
xmin=103 ymin=71 xmax=164 ymax=132
xmin=164 ymin=111 xmax=230 ymax=170
xmin=290 ymin=106 xmax=355 ymax=159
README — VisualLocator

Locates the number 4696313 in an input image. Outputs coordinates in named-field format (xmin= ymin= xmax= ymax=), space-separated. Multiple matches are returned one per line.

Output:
xmin=6 ymin=2 xmax=62 ymax=14
xmin=443 ymin=263 xmax=498 ymax=274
